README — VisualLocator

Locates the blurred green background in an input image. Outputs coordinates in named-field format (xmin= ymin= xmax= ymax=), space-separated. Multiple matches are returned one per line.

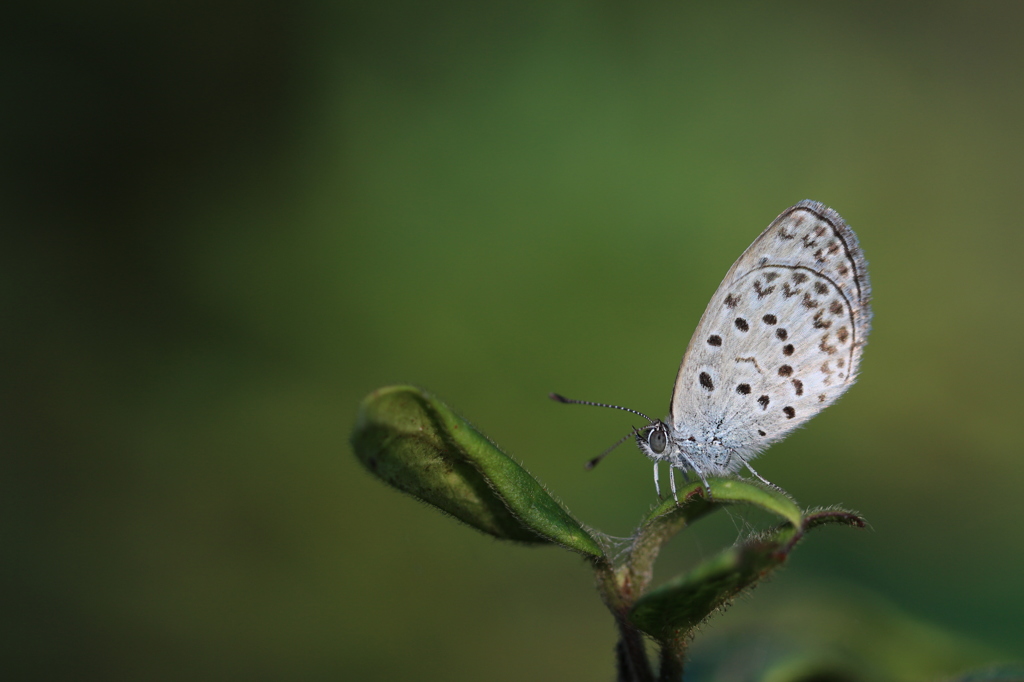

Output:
xmin=4 ymin=2 xmax=1024 ymax=680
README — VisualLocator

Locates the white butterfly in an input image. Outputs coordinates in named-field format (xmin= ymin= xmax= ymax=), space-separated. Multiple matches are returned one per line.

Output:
xmin=554 ymin=200 xmax=871 ymax=498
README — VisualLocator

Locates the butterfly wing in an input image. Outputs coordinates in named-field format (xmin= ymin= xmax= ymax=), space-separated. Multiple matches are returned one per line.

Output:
xmin=669 ymin=200 xmax=871 ymax=467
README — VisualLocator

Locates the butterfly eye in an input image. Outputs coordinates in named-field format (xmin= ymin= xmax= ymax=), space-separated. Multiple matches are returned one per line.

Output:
xmin=647 ymin=427 xmax=667 ymax=454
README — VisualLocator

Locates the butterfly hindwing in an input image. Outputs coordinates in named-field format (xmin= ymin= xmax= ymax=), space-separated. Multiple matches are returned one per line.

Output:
xmin=668 ymin=201 xmax=871 ymax=468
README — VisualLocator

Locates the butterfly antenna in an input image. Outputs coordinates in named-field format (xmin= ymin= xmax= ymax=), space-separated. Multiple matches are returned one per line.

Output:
xmin=549 ymin=393 xmax=656 ymax=470
xmin=548 ymin=393 xmax=655 ymax=423
xmin=585 ymin=427 xmax=641 ymax=470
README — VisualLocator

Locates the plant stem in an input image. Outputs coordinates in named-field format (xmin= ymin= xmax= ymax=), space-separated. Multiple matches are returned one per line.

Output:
xmin=594 ymin=559 xmax=654 ymax=682
xmin=657 ymin=637 xmax=686 ymax=682
xmin=615 ymin=613 xmax=653 ymax=682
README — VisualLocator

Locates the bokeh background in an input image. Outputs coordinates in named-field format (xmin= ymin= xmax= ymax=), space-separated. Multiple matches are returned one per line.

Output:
xmin=5 ymin=2 xmax=1024 ymax=680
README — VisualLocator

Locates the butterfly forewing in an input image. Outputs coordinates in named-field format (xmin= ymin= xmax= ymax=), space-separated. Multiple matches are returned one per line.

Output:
xmin=669 ymin=200 xmax=871 ymax=466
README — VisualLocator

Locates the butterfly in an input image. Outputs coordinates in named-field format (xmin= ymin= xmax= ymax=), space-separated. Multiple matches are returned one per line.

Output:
xmin=553 ymin=200 xmax=871 ymax=499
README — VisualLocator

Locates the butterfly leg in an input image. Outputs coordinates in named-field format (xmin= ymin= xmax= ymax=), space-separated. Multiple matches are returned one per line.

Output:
xmin=695 ymin=469 xmax=713 ymax=501
xmin=653 ymin=462 xmax=662 ymax=499
xmin=676 ymin=455 xmax=714 ymax=501
xmin=744 ymin=462 xmax=782 ymax=491
xmin=669 ymin=466 xmax=678 ymax=501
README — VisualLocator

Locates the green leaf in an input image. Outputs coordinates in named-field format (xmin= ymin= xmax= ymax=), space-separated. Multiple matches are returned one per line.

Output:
xmin=351 ymin=385 xmax=603 ymax=558
xmin=622 ymin=478 xmax=804 ymax=598
xmin=630 ymin=526 xmax=798 ymax=640
xmin=641 ymin=478 xmax=802 ymax=530
xmin=629 ymin=507 xmax=864 ymax=640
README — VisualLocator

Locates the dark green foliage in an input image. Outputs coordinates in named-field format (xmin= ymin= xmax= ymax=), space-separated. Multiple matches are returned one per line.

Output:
xmin=352 ymin=385 xmax=603 ymax=557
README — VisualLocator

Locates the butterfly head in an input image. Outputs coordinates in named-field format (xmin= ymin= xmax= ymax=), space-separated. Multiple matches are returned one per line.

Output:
xmin=636 ymin=420 xmax=672 ymax=462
